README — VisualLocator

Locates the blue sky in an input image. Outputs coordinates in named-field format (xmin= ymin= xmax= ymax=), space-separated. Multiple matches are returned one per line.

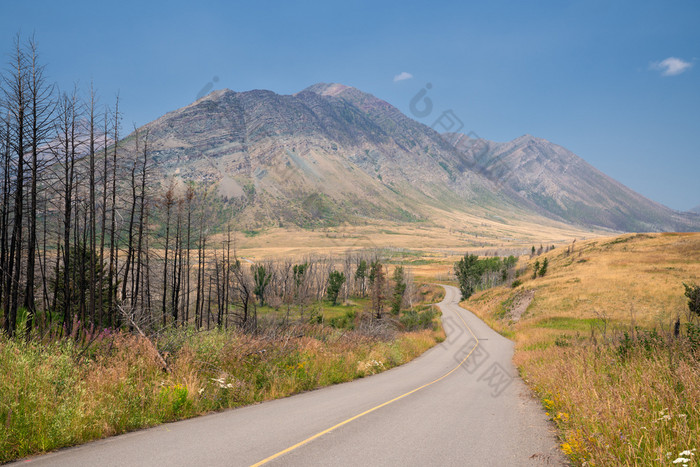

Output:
xmin=2 ymin=0 xmax=698 ymax=210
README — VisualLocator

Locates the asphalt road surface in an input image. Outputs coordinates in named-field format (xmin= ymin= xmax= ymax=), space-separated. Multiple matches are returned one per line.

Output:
xmin=17 ymin=285 xmax=566 ymax=466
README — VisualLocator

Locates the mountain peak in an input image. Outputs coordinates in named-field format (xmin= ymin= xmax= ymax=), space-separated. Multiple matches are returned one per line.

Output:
xmin=213 ymin=87 xmax=236 ymax=95
xmin=302 ymin=83 xmax=353 ymax=97
xmin=192 ymin=88 xmax=236 ymax=104
xmin=513 ymin=134 xmax=545 ymax=145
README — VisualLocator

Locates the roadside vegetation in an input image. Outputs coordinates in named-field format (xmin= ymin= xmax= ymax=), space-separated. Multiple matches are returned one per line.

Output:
xmin=0 ymin=323 xmax=440 ymax=463
xmin=0 ymin=261 xmax=444 ymax=463
xmin=464 ymin=233 xmax=700 ymax=465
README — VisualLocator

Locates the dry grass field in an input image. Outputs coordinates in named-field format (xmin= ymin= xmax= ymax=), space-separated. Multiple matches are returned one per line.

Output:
xmin=464 ymin=232 xmax=700 ymax=465
xmin=220 ymin=208 xmax=602 ymax=260
xmin=469 ymin=232 xmax=700 ymax=328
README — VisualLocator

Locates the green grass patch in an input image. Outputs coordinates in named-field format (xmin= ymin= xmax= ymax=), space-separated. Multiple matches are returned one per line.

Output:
xmin=243 ymin=229 xmax=262 ymax=237
xmin=533 ymin=317 xmax=603 ymax=331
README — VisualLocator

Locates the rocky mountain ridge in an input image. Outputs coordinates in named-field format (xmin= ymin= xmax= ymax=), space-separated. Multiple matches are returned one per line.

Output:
xmin=127 ymin=83 xmax=700 ymax=233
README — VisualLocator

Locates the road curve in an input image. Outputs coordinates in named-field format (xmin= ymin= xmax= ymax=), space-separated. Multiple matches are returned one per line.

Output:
xmin=17 ymin=285 xmax=566 ymax=466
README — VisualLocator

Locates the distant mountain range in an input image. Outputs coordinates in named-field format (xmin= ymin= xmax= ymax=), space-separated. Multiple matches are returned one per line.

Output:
xmin=690 ymin=206 xmax=700 ymax=215
xmin=129 ymin=83 xmax=700 ymax=233
xmin=445 ymin=133 xmax=700 ymax=232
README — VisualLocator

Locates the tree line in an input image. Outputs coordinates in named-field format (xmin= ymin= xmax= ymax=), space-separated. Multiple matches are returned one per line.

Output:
xmin=454 ymin=253 xmax=518 ymax=299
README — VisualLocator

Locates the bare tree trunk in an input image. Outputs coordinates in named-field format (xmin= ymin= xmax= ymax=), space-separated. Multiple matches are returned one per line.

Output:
xmin=24 ymin=38 xmax=53 ymax=334
xmin=184 ymin=186 xmax=193 ymax=325
xmin=225 ymin=225 xmax=231 ymax=329
xmin=107 ymin=96 xmax=119 ymax=327
xmin=59 ymin=91 xmax=78 ymax=336
xmin=161 ymin=182 xmax=174 ymax=326
xmin=143 ymin=204 xmax=152 ymax=316
xmin=120 ymin=159 xmax=137 ymax=304
xmin=87 ymin=85 xmax=97 ymax=326
xmin=206 ymin=276 xmax=212 ymax=331
xmin=98 ymin=105 xmax=109 ymax=326
xmin=214 ymin=251 xmax=221 ymax=327
xmin=171 ymin=199 xmax=182 ymax=325
xmin=79 ymin=199 xmax=89 ymax=325
xmin=0 ymin=118 xmax=11 ymax=320
xmin=38 ymin=187 xmax=50 ymax=327
xmin=194 ymin=192 xmax=206 ymax=328
xmin=4 ymin=38 xmax=27 ymax=336
xmin=132 ymin=133 xmax=148 ymax=314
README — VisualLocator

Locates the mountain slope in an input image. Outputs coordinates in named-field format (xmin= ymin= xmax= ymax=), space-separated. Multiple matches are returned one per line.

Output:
xmin=133 ymin=84 xmax=543 ymax=230
xmin=444 ymin=133 xmax=700 ymax=232
xmin=124 ymin=83 xmax=698 ymax=234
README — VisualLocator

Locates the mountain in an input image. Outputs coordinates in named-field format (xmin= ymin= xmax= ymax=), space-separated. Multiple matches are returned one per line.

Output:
xmin=127 ymin=83 xmax=699 ymax=233
xmin=444 ymin=133 xmax=700 ymax=232
xmin=133 ymin=83 xmax=539 ymax=230
xmin=690 ymin=206 xmax=700 ymax=215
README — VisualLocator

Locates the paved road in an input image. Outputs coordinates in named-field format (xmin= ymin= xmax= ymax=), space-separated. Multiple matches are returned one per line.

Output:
xmin=18 ymin=285 xmax=566 ymax=466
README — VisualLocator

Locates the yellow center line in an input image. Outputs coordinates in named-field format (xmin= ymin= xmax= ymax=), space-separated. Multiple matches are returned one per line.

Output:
xmin=250 ymin=290 xmax=478 ymax=467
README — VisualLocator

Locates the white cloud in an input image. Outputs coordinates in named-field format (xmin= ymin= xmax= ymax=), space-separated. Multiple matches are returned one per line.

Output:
xmin=393 ymin=72 xmax=413 ymax=82
xmin=650 ymin=57 xmax=692 ymax=76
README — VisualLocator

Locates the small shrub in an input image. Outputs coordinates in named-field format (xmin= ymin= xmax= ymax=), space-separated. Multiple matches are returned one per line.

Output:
xmin=400 ymin=307 xmax=436 ymax=331
xmin=328 ymin=310 xmax=356 ymax=329
xmin=683 ymin=282 xmax=700 ymax=318
xmin=554 ymin=334 xmax=571 ymax=347
xmin=158 ymin=384 xmax=190 ymax=418
xmin=617 ymin=331 xmax=634 ymax=360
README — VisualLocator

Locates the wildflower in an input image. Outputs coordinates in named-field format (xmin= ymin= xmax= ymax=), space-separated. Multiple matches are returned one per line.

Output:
xmin=356 ymin=359 xmax=385 ymax=374
xmin=672 ymin=458 xmax=690 ymax=464
xmin=678 ymin=450 xmax=695 ymax=457
xmin=211 ymin=377 xmax=232 ymax=388
xmin=198 ymin=388 xmax=205 ymax=395
xmin=561 ymin=442 xmax=573 ymax=456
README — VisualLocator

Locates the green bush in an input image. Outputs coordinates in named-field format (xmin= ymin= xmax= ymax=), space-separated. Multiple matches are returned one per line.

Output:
xmin=400 ymin=307 xmax=436 ymax=331
xmin=328 ymin=310 xmax=356 ymax=329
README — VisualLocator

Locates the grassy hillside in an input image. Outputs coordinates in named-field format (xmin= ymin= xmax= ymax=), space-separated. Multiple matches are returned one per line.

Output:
xmin=464 ymin=232 xmax=700 ymax=465
xmin=470 ymin=232 xmax=699 ymax=327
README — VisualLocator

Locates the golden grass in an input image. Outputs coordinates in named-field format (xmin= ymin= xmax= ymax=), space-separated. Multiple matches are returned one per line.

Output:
xmin=464 ymin=232 xmax=700 ymax=465
xmin=212 ymin=208 xmax=602 ymax=261
xmin=469 ymin=233 xmax=700 ymax=329
xmin=518 ymin=342 xmax=699 ymax=465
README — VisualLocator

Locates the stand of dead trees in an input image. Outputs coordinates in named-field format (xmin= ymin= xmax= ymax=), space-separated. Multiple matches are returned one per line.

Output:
xmin=0 ymin=36 xmax=418 ymax=339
